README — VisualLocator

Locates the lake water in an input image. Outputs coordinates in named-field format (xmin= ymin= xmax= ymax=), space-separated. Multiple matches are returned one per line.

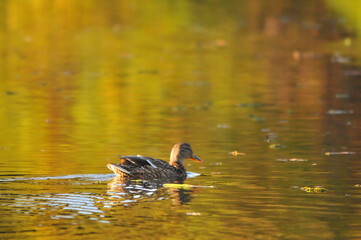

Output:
xmin=0 ymin=0 xmax=361 ymax=239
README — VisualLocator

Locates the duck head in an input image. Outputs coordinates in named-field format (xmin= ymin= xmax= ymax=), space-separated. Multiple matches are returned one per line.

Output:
xmin=170 ymin=143 xmax=202 ymax=166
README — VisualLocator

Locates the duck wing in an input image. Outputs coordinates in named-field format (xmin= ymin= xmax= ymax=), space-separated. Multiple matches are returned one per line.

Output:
xmin=118 ymin=155 xmax=167 ymax=169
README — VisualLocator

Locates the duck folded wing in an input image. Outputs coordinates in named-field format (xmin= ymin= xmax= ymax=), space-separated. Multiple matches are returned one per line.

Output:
xmin=117 ymin=155 xmax=159 ymax=168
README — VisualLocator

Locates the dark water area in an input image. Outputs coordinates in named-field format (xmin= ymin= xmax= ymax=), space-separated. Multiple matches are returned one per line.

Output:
xmin=0 ymin=0 xmax=361 ymax=239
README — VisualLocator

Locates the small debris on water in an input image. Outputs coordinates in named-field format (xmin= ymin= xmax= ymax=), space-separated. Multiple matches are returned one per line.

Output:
xmin=138 ymin=69 xmax=159 ymax=75
xmin=300 ymin=186 xmax=328 ymax=193
xmin=172 ymin=106 xmax=187 ymax=111
xmin=229 ymin=151 xmax=245 ymax=156
xmin=344 ymin=69 xmax=361 ymax=76
xmin=335 ymin=93 xmax=350 ymax=99
xmin=325 ymin=152 xmax=355 ymax=156
xmin=331 ymin=53 xmax=350 ymax=64
xmin=277 ymin=158 xmax=308 ymax=162
xmin=6 ymin=91 xmax=16 ymax=95
xmin=292 ymin=50 xmax=322 ymax=61
xmin=163 ymin=183 xmax=214 ymax=190
xmin=217 ymin=124 xmax=229 ymax=128
xmin=327 ymin=109 xmax=354 ymax=115
xmin=186 ymin=212 xmax=201 ymax=216
xmin=197 ymin=101 xmax=212 ymax=110
xmin=210 ymin=162 xmax=223 ymax=166
xmin=215 ymin=39 xmax=227 ymax=48
xmin=265 ymin=133 xmax=277 ymax=140
xmin=237 ymin=102 xmax=262 ymax=108
xmin=344 ymin=37 xmax=352 ymax=47
xmin=248 ymin=115 xmax=265 ymax=122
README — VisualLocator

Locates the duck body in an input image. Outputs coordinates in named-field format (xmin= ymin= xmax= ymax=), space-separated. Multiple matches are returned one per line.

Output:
xmin=108 ymin=156 xmax=187 ymax=181
xmin=107 ymin=143 xmax=202 ymax=182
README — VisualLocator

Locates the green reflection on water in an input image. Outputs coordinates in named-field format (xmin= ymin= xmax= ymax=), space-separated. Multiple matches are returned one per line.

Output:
xmin=0 ymin=0 xmax=361 ymax=239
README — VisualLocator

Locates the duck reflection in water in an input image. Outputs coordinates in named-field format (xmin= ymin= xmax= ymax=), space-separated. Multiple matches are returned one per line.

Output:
xmin=107 ymin=178 xmax=194 ymax=206
xmin=107 ymin=143 xmax=203 ymax=206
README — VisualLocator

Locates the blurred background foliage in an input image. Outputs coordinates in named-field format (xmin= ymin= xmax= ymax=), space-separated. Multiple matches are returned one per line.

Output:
xmin=0 ymin=0 xmax=359 ymax=175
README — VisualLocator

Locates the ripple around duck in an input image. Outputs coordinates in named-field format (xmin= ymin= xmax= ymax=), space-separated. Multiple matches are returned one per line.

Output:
xmin=0 ymin=171 xmax=200 ymax=182
xmin=0 ymin=174 xmax=115 ymax=182
xmin=0 ymin=171 xmax=203 ymax=228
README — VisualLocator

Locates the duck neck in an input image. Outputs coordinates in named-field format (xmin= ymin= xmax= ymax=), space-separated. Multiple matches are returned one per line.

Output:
xmin=170 ymin=155 xmax=184 ymax=168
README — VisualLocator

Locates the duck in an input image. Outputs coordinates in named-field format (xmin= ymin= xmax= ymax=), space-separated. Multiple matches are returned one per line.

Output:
xmin=107 ymin=143 xmax=202 ymax=182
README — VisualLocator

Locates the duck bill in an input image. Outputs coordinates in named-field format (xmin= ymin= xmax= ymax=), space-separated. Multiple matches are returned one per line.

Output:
xmin=190 ymin=154 xmax=203 ymax=163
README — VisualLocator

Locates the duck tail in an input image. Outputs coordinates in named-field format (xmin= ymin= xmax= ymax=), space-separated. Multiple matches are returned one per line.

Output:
xmin=107 ymin=163 xmax=132 ymax=177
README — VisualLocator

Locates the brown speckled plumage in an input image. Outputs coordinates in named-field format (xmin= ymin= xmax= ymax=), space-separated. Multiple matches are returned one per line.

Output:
xmin=107 ymin=143 xmax=202 ymax=181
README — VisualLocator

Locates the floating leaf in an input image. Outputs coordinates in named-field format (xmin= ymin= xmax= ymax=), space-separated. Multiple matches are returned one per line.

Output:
xmin=269 ymin=144 xmax=284 ymax=149
xmin=163 ymin=183 xmax=194 ymax=190
xmin=230 ymin=151 xmax=246 ymax=156
xmin=325 ymin=152 xmax=355 ymax=156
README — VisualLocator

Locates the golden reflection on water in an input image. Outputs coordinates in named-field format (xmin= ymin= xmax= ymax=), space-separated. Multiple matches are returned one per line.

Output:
xmin=1 ymin=0 xmax=361 ymax=239
xmin=0 ymin=0 xmax=343 ymax=175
